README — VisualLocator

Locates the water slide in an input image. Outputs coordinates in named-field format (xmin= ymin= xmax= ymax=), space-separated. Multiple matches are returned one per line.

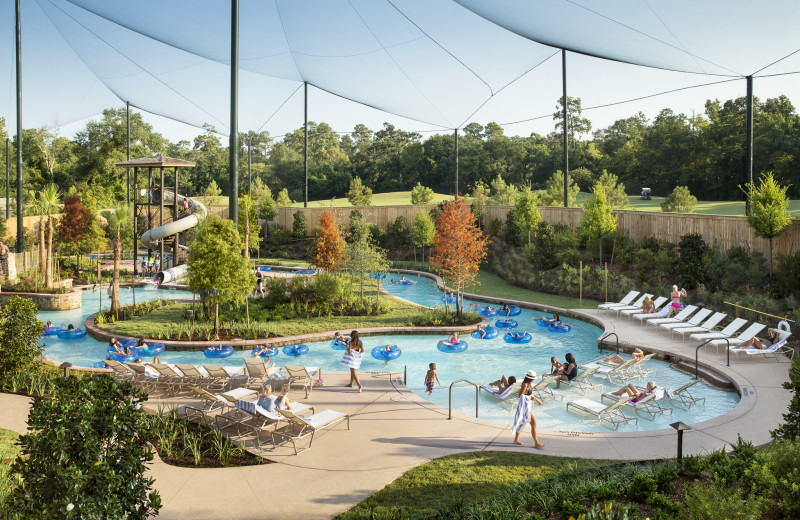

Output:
xmin=140 ymin=190 xmax=206 ymax=285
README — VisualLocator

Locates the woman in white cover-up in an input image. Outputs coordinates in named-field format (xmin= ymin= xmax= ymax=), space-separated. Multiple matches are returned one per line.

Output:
xmin=340 ymin=329 xmax=364 ymax=392
xmin=511 ymin=370 xmax=545 ymax=448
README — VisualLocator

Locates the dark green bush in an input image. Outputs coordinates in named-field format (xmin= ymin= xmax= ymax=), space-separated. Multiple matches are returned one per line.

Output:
xmin=487 ymin=217 xmax=502 ymax=236
xmin=309 ymin=272 xmax=347 ymax=304
xmin=263 ymin=277 xmax=290 ymax=307
xmin=628 ymin=472 xmax=658 ymax=502
xmin=772 ymin=355 xmax=800 ymax=440
xmin=557 ymin=248 xmax=582 ymax=268
xmin=292 ymin=211 xmax=308 ymax=238
xmin=678 ymin=233 xmax=708 ymax=289
xmin=369 ymin=224 xmax=386 ymax=244
xmin=526 ymin=220 xmax=557 ymax=269
xmin=502 ymin=207 xmax=523 ymax=246
xmin=0 ymin=296 xmax=44 ymax=376
xmin=679 ymin=482 xmax=761 ymax=520
xmin=773 ymin=250 xmax=800 ymax=297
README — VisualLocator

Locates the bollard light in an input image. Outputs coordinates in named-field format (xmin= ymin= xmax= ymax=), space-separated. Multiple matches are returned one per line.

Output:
xmin=59 ymin=361 xmax=73 ymax=378
xmin=670 ymin=421 xmax=692 ymax=464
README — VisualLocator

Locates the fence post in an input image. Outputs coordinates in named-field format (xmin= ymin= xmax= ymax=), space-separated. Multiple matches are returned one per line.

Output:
xmin=579 ymin=260 xmax=583 ymax=307
xmin=604 ymin=262 xmax=608 ymax=303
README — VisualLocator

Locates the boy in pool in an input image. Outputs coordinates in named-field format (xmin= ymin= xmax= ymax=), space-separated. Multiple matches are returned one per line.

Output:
xmin=474 ymin=324 xmax=486 ymax=339
xmin=425 ymin=363 xmax=442 ymax=395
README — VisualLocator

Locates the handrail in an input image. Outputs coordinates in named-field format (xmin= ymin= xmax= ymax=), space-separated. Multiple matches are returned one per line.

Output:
xmin=448 ymin=379 xmax=480 ymax=420
xmin=403 ymin=365 xmax=407 ymax=385
xmin=695 ymin=338 xmax=730 ymax=379
xmin=599 ymin=332 xmax=620 ymax=354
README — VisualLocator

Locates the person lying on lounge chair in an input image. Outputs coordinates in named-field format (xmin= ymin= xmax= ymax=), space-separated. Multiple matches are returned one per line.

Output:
xmin=489 ymin=375 xmax=517 ymax=393
xmin=733 ymin=328 xmax=780 ymax=350
xmin=603 ymin=348 xmax=644 ymax=365
xmin=610 ymin=381 xmax=657 ymax=403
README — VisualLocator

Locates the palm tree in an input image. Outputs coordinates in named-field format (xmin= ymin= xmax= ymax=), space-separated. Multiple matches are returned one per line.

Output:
xmin=39 ymin=184 xmax=61 ymax=288
xmin=34 ymin=196 xmax=45 ymax=275
xmin=103 ymin=205 xmax=130 ymax=318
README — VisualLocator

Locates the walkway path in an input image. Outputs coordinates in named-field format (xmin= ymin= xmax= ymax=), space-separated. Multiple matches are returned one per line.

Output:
xmin=0 ymin=307 xmax=791 ymax=519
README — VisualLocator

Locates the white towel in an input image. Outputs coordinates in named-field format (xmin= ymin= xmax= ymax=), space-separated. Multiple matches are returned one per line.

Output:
xmin=340 ymin=350 xmax=362 ymax=369
xmin=511 ymin=394 xmax=532 ymax=433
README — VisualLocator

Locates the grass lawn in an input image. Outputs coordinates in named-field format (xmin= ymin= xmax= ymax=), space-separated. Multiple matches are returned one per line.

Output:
xmin=467 ymin=271 xmax=601 ymax=309
xmin=99 ymin=291 xmax=432 ymax=339
xmin=251 ymin=257 xmax=311 ymax=268
xmin=290 ymin=191 xmax=452 ymax=208
xmin=336 ymin=451 xmax=603 ymax=519
xmin=0 ymin=427 xmax=20 ymax=505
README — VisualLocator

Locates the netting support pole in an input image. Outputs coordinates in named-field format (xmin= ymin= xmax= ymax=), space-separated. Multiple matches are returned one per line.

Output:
xmin=247 ymin=141 xmax=251 ymax=195
xmin=126 ymin=101 xmax=131 ymax=207
xmin=15 ymin=0 xmax=23 ymax=252
xmin=304 ymin=81 xmax=308 ymax=208
xmin=229 ymin=0 xmax=239 ymax=226
xmin=562 ymin=49 xmax=569 ymax=209
xmin=454 ymin=128 xmax=459 ymax=196
xmin=133 ymin=167 xmax=138 ymax=276
xmin=745 ymin=75 xmax=753 ymax=216
xmin=159 ymin=166 xmax=165 ymax=269
xmin=5 ymin=137 xmax=9 ymax=220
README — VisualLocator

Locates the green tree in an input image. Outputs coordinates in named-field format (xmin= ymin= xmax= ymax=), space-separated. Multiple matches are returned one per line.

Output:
xmin=238 ymin=193 xmax=261 ymax=257
xmin=553 ymin=96 xmax=593 ymax=140
xmin=292 ymin=211 xmax=308 ymax=238
xmin=661 ymin=186 xmax=698 ymax=213
xmin=38 ymin=183 xmax=61 ymax=288
xmin=469 ymin=181 xmax=491 ymax=226
xmin=593 ymin=170 xmax=629 ymax=209
xmin=513 ymin=187 xmax=542 ymax=247
xmin=251 ymin=178 xmax=277 ymax=221
xmin=202 ymin=179 xmax=222 ymax=208
xmin=743 ymin=172 xmax=792 ymax=276
xmin=276 ymin=188 xmax=292 ymax=206
xmin=410 ymin=182 xmax=434 ymax=204
xmin=345 ymin=217 xmax=389 ymax=303
xmin=540 ymin=170 xmax=580 ymax=207
xmin=411 ymin=211 xmax=436 ymax=265
xmin=10 ymin=376 xmax=161 ymax=519
xmin=489 ymin=174 xmax=518 ymax=205
xmin=347 ymin=177 xmax=373 ymax=206
xmin=102 ymin=205 xmax=131 ymax=317
xmin=773 ymin=355 xmax=800 ymax=440
xmin=580 ymin=184 xmax=617 ymax=262
xmin=187 ymin=217 xmax=255 ymax=335
xmin=0 ymin=296 xmax=43 ymax=375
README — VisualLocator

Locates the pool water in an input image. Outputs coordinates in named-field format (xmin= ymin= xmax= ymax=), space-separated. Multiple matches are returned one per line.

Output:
xmin=38 ymin=275 xmax=739 ymax=432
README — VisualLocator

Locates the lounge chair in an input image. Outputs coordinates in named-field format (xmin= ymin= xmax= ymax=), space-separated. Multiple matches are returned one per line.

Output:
xmin=597 ymin=291 xmax=639 ymax=312
xmin=284 ymin=365 xmax=320 ymax=398
xmin=152 ymin=364 xmax=188 ymax=395
xmin=584 ymin=358 xmax=639 ymax=384
xmin=271 ymin=408 xmax=350 ymax=455
xmin=124 ymin=362 xmax=159 ymax=391
xmin=689 ymin=318 xmax=748 ymax=342
xmin=566 ymin=395 xmax=638 ymax=430
xmin=481 ymin=382 xmax=521 ymax=404
xmin=730 ymin=330 xmax=793 ymax=360
xmin=645 ymin=305 xmax=698 ymax=327
xmin=559 ymin=366 xmax=602 ymax=394
xmin=658 ymin=308 xmax=712 ymax=334
xmin=244 ymin=358 xmax=280 ymax=390
xmin=631 ymin=305 xmax=671 ymax=323
xmin=175 ymin=364 xmax=210 ymax=388
xmin=531 ymin=375 xmax=562 ymax=401
xmin=629 ymin=353 xmax=658 ymax=378
xmin=597 ymin=291 xmax=640 ymax=312
xmin=670 ymin=312 xmax=728 ymax=340
xmin=609 ymin=293 xmax=652 ymax=317
xmin=103 ymin=359 xmax=134 ymax=382
xmin=709 ymin=323 xmax=766 ymax=352
xmin=619 ymin=296 xmax=668 ymax=319
xmin=183 ymin=385 xmax=257 ymax=422
xmin=601 ymin=386 xmax=673 ymax=420
xmin=666 ymin=380 xmax=705 ymax=409
xmin=203 ymin=364 xmax=236 ymax=390
xmin=215 ymin=398 xmax=315 ymax=448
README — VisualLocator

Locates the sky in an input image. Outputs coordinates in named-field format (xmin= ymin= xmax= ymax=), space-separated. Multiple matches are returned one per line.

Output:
xmin=2 ymin=0 xmax=799 ymax=144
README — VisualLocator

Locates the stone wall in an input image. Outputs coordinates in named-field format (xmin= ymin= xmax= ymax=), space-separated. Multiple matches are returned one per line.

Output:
xmin=0 ymin=289 xmax=82 ymax=311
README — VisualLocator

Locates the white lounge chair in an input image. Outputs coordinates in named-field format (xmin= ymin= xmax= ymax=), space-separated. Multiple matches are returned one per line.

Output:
xmin=646 ymin=305 xmax=698 ymax=327
xmin=584 ymin=358 xmax=639 ymax=384
xmin=709 ymin=323 xmax=766 ymax=351
xmin=284 ymin=365 xmax=320 ymax=398
xmin=598 ymin=291 xmax=640 ymax=312
xmin=690 ymin=318 xmax=748 ymax=342
xmin=619 ymin=296 xmax=668 ymax=319
xmin=609 ymin=293 xmax=652 ymax=317
xmin=659 ymin=308 xmax=712 ymax=333
xmin=560 ymin=366 xmax=602 ymax=394
xmin=631 ymin=305 xmax=671 ymax=323
xmin=601 ymin=386 xmax=673 ymax=420
xmin=103 ymin=359 xmax=134 ymax=382
xmin=215 ymin=398 xmax=316 ymax=450
xmin=730 ymin=330 xmax=793 ymax=360
xmin=566 ymin=396 xmax=637 ymax=429
xmin=203 ymin=364 xmax=237 ymax=390
xmin=666 ymin=380 xmax=705 ymax=409
xmin=531 ymin=375 xmax=563 ymax=401
xmin=481 ymin=382 xmax=521 ymax=404
xmin=244 ymin=358 xmax=280 ymax=390
xmin=271 ymin=408 xmax=350 ymax=455
xmin=670 ymin=312 xmax=728 ymax=340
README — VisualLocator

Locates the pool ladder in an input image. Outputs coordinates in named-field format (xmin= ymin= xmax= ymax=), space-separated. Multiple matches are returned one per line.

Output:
xmin=448 ymin=379 xmax=480 ymax=420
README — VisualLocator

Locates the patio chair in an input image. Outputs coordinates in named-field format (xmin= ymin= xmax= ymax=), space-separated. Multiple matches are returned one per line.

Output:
xmin=658 ymin=308 xmax=712 ymax=333
xmin=203 ymin=364 xmax=236 ymax=390
xmin=244 ymin=358 xmax=280 ymax=390
xmin=175 ymin=364 xmax=210 ymax=388
xmin=645 ymin=305 xmax=698 ymax=327
xmin=284 ymin=365 xmax=320 ymax=398
xmin=214 ymin=398 xmax=316 ymax=448
xmin=584 ymin=358 xmax=639 ymax=384
xmin=666 ymin=380 xmax=706 ymax=409
xmin=709 ymin=323 xmax=766 ymax=352
xmin=629 ymin=353 xmax=658 ymax=378
xmin=152 ymin=364 xmax=188 ymax=395
xmin=689 ymin=318 xmax=748 ymax=342
xmin=730 ymin=330 xmax=793 ymax=360
xmin=597 ymin=291 xmax=640 ymax=312
xmin=271 ymin=408 xmax=350 ymax=455
xmin=481 ymin=382 xmax=521 ymax=405
xmin=531 ymin=375 xmax=563 ymax=401
xmin=619 ymin=296 xmax=668 ymax=319
xmin=608 ymin=293 xmax=652 ymax=317
xmin=670 ymin=312 xmax=727 ymax=340
xmin=566 ymin=395 xmax=637 ymax=430
xmin=601 ymin=386 xmax=673 ymax=420
xmin=124 ymin=362 xmax=159 ymax=392
xmin=559 ymin=366 xmax=602 ymax=394
xmin=103 ymin=359 xmax=134 ymax=382
xmin=631 ymin=305 xmax=671 ymax=323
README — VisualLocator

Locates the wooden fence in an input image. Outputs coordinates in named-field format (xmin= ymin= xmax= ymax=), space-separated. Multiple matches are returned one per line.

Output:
xmin=274 ymin=204 xmax=800 ymax=260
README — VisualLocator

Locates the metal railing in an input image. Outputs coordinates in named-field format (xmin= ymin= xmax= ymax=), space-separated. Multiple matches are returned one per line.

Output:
xmin=695 ymin=338 xmax=730 ymax=379
xmin=598 ymin=332 xmax=620 ymax=354
xmin=448 ymin=379 xmax=480 ymax=420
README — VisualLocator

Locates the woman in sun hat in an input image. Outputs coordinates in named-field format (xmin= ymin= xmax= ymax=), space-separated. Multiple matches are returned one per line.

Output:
xmin=511 ymin=369 xmax=545 ymax=448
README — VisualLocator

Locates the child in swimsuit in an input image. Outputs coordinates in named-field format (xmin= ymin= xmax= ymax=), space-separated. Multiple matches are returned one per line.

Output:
xmin=425 ymin=363 xmax=441 ymax=395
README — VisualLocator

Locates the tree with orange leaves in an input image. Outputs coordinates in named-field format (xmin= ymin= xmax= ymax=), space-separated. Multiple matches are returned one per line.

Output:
xmin=312 ymin=210 xmax=346 ymax=271
xmin=430 ymin=197 xmax=489 ymax=316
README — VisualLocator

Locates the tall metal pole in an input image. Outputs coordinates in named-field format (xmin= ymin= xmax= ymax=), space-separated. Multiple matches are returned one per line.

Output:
xmin=229 ymin=0 xmax=239 ymax=226
xmin=247 ymin=141 xmax=251 ymax=194
xmin=304 ymin=81 xmax=308 ymax=208
xmin=745 ymin=76 xmax=754 ymax=216
xmin=562 ymin=49 xmax=569 ymax=209
xmin=126 ymin=101 xmax=131 ymax=206
xmin=159 ymin=166 xmax=164 ymax=268
xmin=5 ymin=138 xmax=9 ymax=219
xmin=133 ymin=167 xmax=138 ymax=276
xmin=15 ymin=0 xmax=24 ymax=251
xmin=454 ymin=128 xmax=459 ymax=195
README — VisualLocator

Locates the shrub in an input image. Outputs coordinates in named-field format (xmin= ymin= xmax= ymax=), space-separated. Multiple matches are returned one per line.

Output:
xmin=773 ymin=250 xmax=800 ymax=298
xmin=746 ymin=438 xmax=800 ymax=516
xmin=292 ymin=211 xmax=308 ymax=238
xmin=268 ymin=223 xmax=292 ymax=244
xmin=487 ymin=218 xmax=502 ymax=237
xmin=526 ymin=220 xmax=557 ymax=270
xmin=0 ymin=296 xmax=44 ymax=375
xmin=661 ymin=186 xmax=697 ymax=213
xmin=9 ymin=376 xmax=161 ymax=518
xmin=502 ymin=207 xmax=523 ymax=246
xmin=347 ymin=177 xmax=373 ymax=206
xmin=389 ymin=215 xmax=408 ymax=237
xmin=678 ymin=233 xmax=708 ymax=289
xmin=628 ymin=472 xmax=657 ymax=502
xmin=557 ymin=248 xmax=582 ymax=267
xmin=679 ymin=481 xmax=761 ymax=520
xmin=310 ymin=272 xmax=346 ymax=304
xmin=773 ymin=355 xmax=800 ymax=440
xmin=410 ymin=182 xmax=434 ymax=205
xmin=369 ymin=224 xmax=386 ymax=244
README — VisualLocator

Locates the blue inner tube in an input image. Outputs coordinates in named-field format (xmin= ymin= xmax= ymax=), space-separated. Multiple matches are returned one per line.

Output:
xmin=503 ymin=332 xmax=533 ymax=344
xmin=251 ymin=346 xmax=278 ymax=358
xmin=108 ymin=352 xmax=139 ymax=363
xmin=331 ymin=339 xmax=348 ymax=350
xmin=297 ymin=269 xmax=316 ymax=275
xmin=479 ymin=308 xmax=498 ymax=317
xmin=536 ymin=319 xmax=554 ymax=327
xmin=371 ymin=345 xmax=402 ymax=361
xmin=472 ymin=326 xmax=499 ymax=339
xmin=119 ymin=339 xmax=138 ymax=349
xmin=371 ymin=273 xmax=387 ymax=280
xmin=136 ymin=342 xmax=166 ymax=356
xmin=57 ymin=329 xmax=87 ymax=340
xmin=440 ymin=295 xmax=458 ymax=303
xmin=283 ymin=344 xmax=309 ymax=357
xmin=258 ymin=265 xmax=272 ymax=272
xmin=549 ymin=324 xmax=571 ymax=333
xmin=500 ymin=305 xmax=522 ymax=316
xmin=437 ymin=340 xmax=468 ymax=353
xmin=495 ymin=319 xmax=518 ymax=329
xmin=204 ymin=345 xmax=235 ymax=358
xmin=43 ymin=326 xmax=62 ymax=336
